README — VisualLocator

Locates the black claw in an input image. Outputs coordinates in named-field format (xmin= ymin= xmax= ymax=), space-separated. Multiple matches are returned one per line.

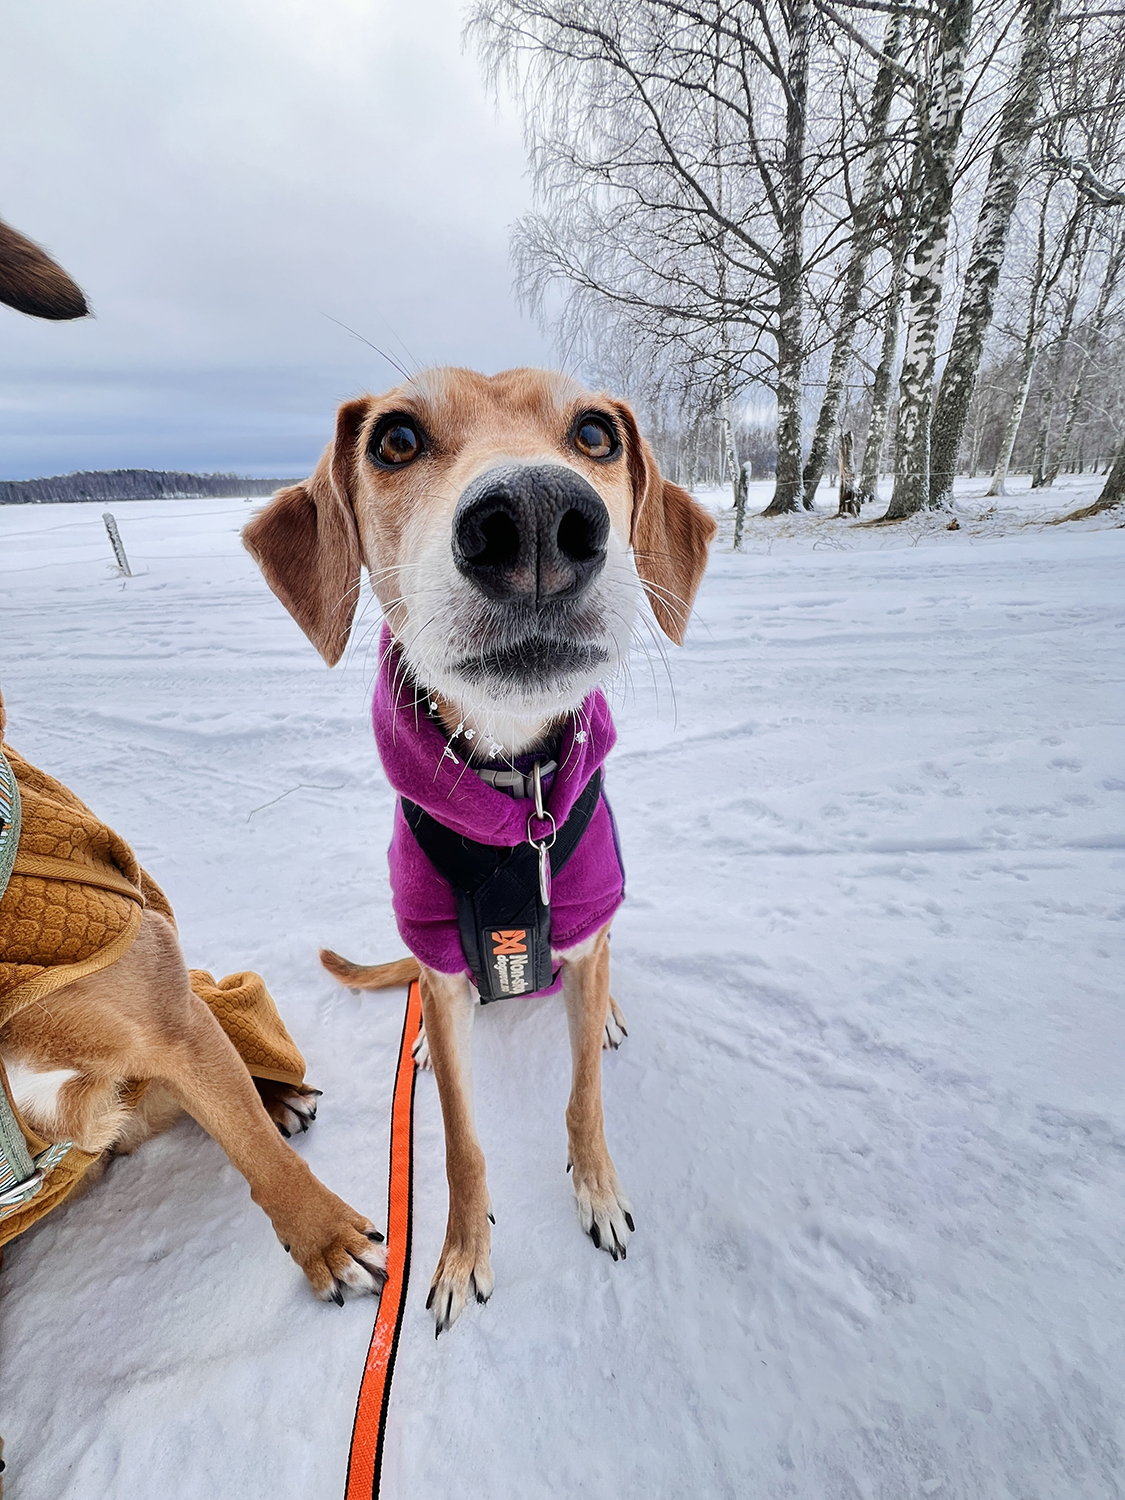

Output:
xmin=282 ymin=1242 xmax=290 ymax=1253
xmin=309 ymin=1088 xmax=323 ymax=1098
xmin=366 ymin=1228 xmax=385 ymax=1243
xmin=620 ymin=1243 xmax=627 ymax=1260
xmin=620 ymin=1024 xmax=628 ymax=1037
xmin=487 ymin=1212 xmax=495 ymax=1225
xmin=566 ymin=1161 xmax=573 ymax=1174
xmin=298 ymin=1118 xmax=309 ymax=1133
xmin=476 ymin=1290 xmax=487 ymax=1304
xmin=590 ymin=1222 xmax=601 ymax=1249
xmin=277 ymin=1124 xmax=291 ymax=1139
xmin=330 ymin=1286 xmax=344 ymax=1307
xmin=624 ymin=1212 xmax=635 ymax=1233
xmin=426 ymin=1285 xmax=436 ymax=1310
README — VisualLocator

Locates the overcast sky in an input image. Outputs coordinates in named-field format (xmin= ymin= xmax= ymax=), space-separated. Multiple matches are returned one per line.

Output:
xmin=0 ymin=0 xmax=551 ymax=479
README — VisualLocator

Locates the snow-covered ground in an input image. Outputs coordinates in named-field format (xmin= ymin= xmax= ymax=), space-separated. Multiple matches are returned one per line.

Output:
xmin=1 ymin=475 xmax=1123 ymax=1499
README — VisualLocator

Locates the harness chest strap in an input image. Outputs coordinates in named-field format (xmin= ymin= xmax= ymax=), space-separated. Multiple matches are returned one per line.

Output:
xmin=401 ymin=766 xmax=603 ymax=1003
xmin=0 ymin=750 xmax=77 ymax=1213
xmin=0 ymin=749 xmax=18 ymax=901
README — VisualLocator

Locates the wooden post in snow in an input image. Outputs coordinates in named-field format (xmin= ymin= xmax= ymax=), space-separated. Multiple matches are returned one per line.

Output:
xmin=102 ymin=512 xmax=132 ymax=576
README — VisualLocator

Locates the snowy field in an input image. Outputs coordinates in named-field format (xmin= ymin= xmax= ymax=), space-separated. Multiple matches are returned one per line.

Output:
xmin=1 ymin=475 xmax=1123 ymax=1499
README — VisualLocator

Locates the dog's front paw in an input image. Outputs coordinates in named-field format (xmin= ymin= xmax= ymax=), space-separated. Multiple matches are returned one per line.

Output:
xmin=426 ymin=1221 xmax=494 ymax=1336
xmin=570 ymin=1153 xmax=634 ymax=1261
xmin=282 ymin=1195 xmax=387 ymax=1303
xmin=255 ymin=1078 xmax=322 ymax=1138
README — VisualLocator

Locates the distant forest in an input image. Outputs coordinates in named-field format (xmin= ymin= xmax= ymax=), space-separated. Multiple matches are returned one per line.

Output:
xmin=0 ymin=470 xmax=300 ymax=506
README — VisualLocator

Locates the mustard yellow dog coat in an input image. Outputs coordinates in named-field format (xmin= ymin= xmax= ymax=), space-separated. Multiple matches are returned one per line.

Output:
xmin=0 ymin=744 xmax=306 ymax=1248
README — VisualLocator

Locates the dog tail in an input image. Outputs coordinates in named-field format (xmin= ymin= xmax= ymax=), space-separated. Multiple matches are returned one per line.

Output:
xmin=319 ymin=950 xmax=420 ymax=990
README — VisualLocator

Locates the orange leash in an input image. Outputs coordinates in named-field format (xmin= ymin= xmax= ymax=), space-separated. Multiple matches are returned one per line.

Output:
xmin=345 ymin=979 xmax=423 ymax=1500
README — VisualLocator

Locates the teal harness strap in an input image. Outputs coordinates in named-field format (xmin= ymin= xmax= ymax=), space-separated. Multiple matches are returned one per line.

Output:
xmin=0 ymin=750 xmax=74 ymax=1217
xmin=0 ymin=748 xmax=18 ymax=902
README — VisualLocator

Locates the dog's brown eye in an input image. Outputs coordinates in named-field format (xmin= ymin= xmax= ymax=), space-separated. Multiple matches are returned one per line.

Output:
xmin=373 ymin=421 xmax=422 ymax=467
xmin=573 ymin=416 xmax=617 ymax=461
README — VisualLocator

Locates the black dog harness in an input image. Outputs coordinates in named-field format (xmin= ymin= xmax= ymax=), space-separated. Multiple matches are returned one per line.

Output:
xmin=401 ymin=764 xmax=603 ymax=1003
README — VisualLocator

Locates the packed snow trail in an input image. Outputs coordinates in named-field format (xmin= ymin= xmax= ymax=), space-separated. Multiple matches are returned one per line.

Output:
xmin=0 ymin=481 xmax=1123 ymax=1499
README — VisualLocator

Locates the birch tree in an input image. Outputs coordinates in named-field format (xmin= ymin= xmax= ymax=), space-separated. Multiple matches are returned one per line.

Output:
xmin=884 ymin=0 xmax=975 ymax=521
xmin=801 ymin=4 xmax=906 ymax=508
xmin=986 ymin=175 xmax=1082 ymax=495
xmin=1026 ymin=217 xmax=1094 ymax=485
xmin=858 ymin=187 xmax=915 ymax=503
xmin=761 ymin=0 xmax=812 ymax=514
xmin=927 ymin=0 xmax=1058 ymax=509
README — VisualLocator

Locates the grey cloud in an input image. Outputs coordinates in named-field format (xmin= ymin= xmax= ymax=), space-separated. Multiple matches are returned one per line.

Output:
xmin=0 ymin=0 xmax=550 ymax=478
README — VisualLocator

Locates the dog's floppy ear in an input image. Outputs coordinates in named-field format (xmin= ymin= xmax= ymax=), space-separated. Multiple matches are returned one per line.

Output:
xmin=0 ymin=219 xmax=88 ymax=320
xmin=243 ymin=396 xmax=372 ymax=666
xmin=610 ymin=400 xmax=717 ymax=644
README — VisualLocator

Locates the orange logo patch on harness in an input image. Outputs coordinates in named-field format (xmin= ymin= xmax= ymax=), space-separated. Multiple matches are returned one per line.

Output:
xmin=490 ymin=930 xmax=527 ymax=955
xmin=488 ymin=929 xmax=532 ymax=994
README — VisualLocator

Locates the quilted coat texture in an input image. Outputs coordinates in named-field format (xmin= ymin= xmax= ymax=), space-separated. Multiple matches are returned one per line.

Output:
xmin=0 ymin=745 xmax=154 ymax=1023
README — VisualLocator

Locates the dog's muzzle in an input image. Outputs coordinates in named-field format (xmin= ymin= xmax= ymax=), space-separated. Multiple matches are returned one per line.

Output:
xmin=452 ymin=462 xmax=610 ymax=607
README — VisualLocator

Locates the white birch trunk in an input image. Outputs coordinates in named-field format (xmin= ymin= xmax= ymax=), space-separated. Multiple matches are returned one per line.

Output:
xmin=928 ymin=0 xmax=1059 ymax=508
xmin=836 ymin=430 xmax=860 ymax=515
xmin=763 ymin=0 xmax=812 ymax=517
xmin=721 ymin=383 xmax=750 ymax=547
xmin=1028 ymin=224 xmax=1091 ymax=485
xmin=858 ymin=203 xmax=913 ymax=505
xmin=885 ymin=0 xmax=974 ymax=521
xmin=802 ymin=7 xmax=904 ymax=507
xmin=986 ymin=323 xmax=1040 ymax=495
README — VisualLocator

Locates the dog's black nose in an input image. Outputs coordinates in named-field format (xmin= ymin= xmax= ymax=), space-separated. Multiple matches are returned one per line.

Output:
xmin=452 ymin=463 xmax=610 ymax=605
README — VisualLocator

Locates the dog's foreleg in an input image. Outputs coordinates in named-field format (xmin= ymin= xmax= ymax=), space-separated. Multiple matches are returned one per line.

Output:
xmin=561 ymin=926 xmax=634 ymax=1259
xmin=419 ymin=964 xmax=494 ymax=1334
xmin=160 ymin=991 xmax=386 ymax=1302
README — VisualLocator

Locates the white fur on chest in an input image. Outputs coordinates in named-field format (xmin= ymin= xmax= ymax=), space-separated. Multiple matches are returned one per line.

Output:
xmin=1 ymin=1055 xmax=80 ymax=1130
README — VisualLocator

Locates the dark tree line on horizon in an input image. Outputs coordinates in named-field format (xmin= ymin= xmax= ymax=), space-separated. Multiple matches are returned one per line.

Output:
xmin=0 ymin=470 xmax=298 ymax=507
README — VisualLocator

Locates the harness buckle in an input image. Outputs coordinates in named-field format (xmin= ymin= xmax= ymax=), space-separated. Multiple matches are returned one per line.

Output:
xmin=0 ymin=1168 xmax=44 ymax=1210
xmin=527 ymin=809 xmax=557 ymax=905
xmin=527 ymin=761 xmax=558 ymax=905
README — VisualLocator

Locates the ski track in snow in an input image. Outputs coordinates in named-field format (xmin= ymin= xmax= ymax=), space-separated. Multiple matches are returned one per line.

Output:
xmin=0 ymin=478 xmax=1123 ymax=1499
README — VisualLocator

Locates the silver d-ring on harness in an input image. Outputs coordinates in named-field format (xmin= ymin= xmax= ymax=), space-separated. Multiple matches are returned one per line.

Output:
xmin=528 ymin=761 xmax=557 ymax=905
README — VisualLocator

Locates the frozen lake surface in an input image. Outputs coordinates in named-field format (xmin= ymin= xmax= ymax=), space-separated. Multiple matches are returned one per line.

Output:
xmin=1 ymin=475 xmax=1123 ymax=1498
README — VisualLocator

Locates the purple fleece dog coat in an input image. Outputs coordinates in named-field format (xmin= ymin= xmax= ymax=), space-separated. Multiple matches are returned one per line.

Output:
xmin=373 ymin=627 xmax=625 ymax=992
